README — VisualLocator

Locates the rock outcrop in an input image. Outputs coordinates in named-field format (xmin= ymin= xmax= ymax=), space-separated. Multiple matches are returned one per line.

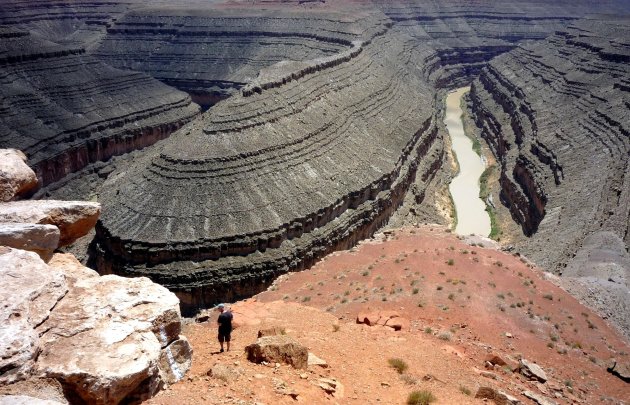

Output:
xmin=0 ymin=223 xmax=59 ymax=259
xmin=0 ymin=27 xmax=199 ymax=187
xmin=0 ymin=200 xmax=100 ymax=246
xmin=0 ymin=149 xmax=38 ymax=201
xmin=0 ymin=246 xmax=192 ymax=404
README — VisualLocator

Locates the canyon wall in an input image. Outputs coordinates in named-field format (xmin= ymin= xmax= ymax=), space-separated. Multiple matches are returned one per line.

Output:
xmin=95 ymin=17 xmax=446 ymax=314
xmin=469 ymin=18 xmax=630 ymax=335
xmin=0 ymin=26 xmax=199 ymax=187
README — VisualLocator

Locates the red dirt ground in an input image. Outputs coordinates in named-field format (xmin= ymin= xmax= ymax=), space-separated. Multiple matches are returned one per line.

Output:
xmin=147 ymin=225 xmax=630 ymax=405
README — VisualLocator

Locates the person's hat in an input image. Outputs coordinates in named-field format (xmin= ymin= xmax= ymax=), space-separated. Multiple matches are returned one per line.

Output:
xmin=217 ymin=303 xmax=225 ymax=309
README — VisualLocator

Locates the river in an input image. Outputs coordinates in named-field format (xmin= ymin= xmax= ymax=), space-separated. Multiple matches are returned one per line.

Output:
xmin=445 ymin=87 xmax=491 ymax=237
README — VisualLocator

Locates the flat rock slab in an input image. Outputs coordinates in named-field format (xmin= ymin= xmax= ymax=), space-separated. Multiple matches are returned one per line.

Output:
xmin=0 ymin=222 xmax=59 ymax=259
xmin=0 ymin=247 xmax=67 ymax=384
xmin=0 ymin=200 xmax=100 ymax=246
xmin=0 ymin=149 xmax=38 ymax=202
xmin=475 ymin=386 xmax=521 ymax=404
xmin=0 ymin=395 xmax=66 ymax=405
xmin=245 ymin=335 xmax=308 ymax=369
xmin=519 ymin=358 xmax=547 ymax=382
xmin=523 ymin=390 xmax=557 ymax=405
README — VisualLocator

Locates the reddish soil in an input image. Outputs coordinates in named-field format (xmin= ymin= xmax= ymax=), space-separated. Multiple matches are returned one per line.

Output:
xmin=148 ymin=225 xmax=630 ymax=405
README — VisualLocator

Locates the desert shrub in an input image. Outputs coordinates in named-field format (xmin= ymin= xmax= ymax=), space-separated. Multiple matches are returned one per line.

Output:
xmin=407 ymin=390 xmax=436 ymax=405
xmin=388 ymin=358 xmax=409 ymax=374
xmin=459 ymin=386 xmax=471 ymax=396
xmin=438 ymin=332 xmax=451 ymax=341
xmin=332 ymin=324 xmax=340 ymax=332
xmin=543 ymin=293 xmax=553 ymax=300
xmin=400 ymin=373 xmax=417 ymax=385
xmin=447 ymin=259 xmax=455 ymax=266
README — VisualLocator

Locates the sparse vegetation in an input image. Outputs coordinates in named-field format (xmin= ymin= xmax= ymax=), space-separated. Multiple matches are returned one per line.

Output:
xmin=459 ymin=386 xmax=471 ymax=396
xmin=407 ymin=390 xmax=436 ymax=405
xmin=543 ymin=293 xmax=553 ymax=300
xmin=388 ymin=358 xmax=409 ymax=374
xmin=446 ymin=259 xmax=455 ymax=266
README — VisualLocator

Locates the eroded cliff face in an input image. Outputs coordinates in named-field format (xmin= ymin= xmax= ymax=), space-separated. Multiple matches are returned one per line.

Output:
xmin=469 ymin=18 xmax=630 ymax=335
xmin=95 ymin=18 xmax=447 ymax=314
xmin=92 ymin=9 xmax=389 ymax=108
xmin=0 ymin=27 xmax=200 ymax=187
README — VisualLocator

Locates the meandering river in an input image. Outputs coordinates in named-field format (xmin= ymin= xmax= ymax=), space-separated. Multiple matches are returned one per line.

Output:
xmin=445 ymin=87 xmax=491 ymax=237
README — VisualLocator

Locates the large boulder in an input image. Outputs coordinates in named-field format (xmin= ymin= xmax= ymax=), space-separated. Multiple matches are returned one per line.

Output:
xmin=0 ymin=200 xmax=100 ymax=246
xmin=0 ymin=247 xmax=68 ymax=384
xmin=36 ymin=274 xmax=191 ymax=404
xmin=0 ymin=247 xmax=193 ymax=404
xmin=0 ymin=149 xmax=38 ymax=202
xmin=0 ymin=223 xmax=60 ymax=260
xmin=245 ymin=335 xmax=308 ymax=369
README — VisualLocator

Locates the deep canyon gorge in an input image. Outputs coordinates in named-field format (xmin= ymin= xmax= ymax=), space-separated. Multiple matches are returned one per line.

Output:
xmin=1 ymin=1 xmax=629 ymax=403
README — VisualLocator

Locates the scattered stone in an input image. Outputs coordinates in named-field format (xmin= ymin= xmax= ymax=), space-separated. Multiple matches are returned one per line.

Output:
xmin=523 ymin=390 xmax=558 ymax=405
xmin=356 ymin=310 xmax=409 ymax=331
xmin=480 ymin=371 xmax=498 ymax=380
xmin=208 ymin=364 xmax=244 ymax=382
xmin=0 ymin=149 xmax=38 ymax=202
xmin=273 ymin=378 xmax=298 ymax=399
xmin=317 ymin=378 xmax=344 ymax=398
xmin=0 ymin=223 xmax=59 ymax=260
xmin=475 ymin=386 xmax=521 ymax=405
xmin=606 ymin=359 xmax=630 ymax=383
xmin=245 ymin=335 xmax=308 ymax=369
xmin=307 ymin=352 xmax=328 ymax=368
xmin=0 ymin=200 xmax=100 ymax=246
xmin=518 ymin=359 xmax=548 ymax=383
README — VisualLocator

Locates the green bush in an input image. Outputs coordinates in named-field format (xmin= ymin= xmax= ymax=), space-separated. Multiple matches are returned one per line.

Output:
xmin=388 ymin=358 xmax=409 ymax=374
xmin=407 ymin=390 xmax=436 ymax=405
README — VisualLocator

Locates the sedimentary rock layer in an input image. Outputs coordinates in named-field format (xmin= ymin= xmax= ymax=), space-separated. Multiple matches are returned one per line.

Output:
xmin=470 ymin=18 xmax=629 ymax=268
xmin=96 ymin=22 xmax=445 ymax=314
xmin=0 ymin=27 xmax=199 ymax=186
xmin=93 ymin=9 xmax=390 ymax=105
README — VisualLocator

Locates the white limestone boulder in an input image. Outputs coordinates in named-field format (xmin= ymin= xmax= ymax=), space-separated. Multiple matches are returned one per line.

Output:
xmin=36 ymin=274 xmax=192 ymax=404
xmin=0 ymin=149 xmax=38 ymax=202
xmin=0 ymin=222 xmax=60 ymax=260
xmin=0 ymin=247 xmax=68 ymax=384
xmin=0 ymin=200 xmax=100 ymax=246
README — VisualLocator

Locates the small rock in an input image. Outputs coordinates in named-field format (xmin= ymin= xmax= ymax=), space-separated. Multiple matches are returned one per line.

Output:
xmin=299 ymin=373 xmax=308 ymax=379
xmin=523 ymin=390 xmax=557 ymax=405
xmin=480 ymin=371 xmax=498 ymax=380
xmin=257 ymin=327 xmax=286 ymax=338
xmin=606 ymin=358 xmax=630 ymax=383
xmin=254 ymin=374 xmax=265 ymax=379
xmin=519 ymin=359 xmax=548 ymax=383
xmin=318 ymin=378 xmax=344 ymax=398
xmin=0 ymin=149 xmax=38 ymax=202
xmin=308 ymin=352 xmax=328 ymax=368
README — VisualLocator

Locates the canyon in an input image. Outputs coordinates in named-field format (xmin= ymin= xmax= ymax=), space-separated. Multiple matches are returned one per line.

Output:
xmin=0 ymin=0 xmax=629 ymax=403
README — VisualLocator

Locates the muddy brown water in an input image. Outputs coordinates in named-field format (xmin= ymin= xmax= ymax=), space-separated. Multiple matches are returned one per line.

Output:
xmin=446 ymin=87 xmax=491 ymax=236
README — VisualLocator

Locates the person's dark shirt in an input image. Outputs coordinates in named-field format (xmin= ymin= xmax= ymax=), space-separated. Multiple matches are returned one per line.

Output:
xmin=218 ymin=311 xmax=233 ymax=332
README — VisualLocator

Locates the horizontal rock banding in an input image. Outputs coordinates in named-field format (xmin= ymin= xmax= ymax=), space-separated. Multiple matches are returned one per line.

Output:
xmin=96 ymin=18 xmax=445 ymax=313
xmin=93 ymin=9 xmax=390 ymax=105
xmin=0 ymin=27 xmax=199 ymax=187
xmin=469 ymin=17 xmax=630 ymax=267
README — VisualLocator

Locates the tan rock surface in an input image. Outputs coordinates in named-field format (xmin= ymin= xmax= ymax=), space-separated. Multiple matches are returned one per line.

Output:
xmin=0 ymin=247 xmax=67 ymax=384
xmin=36 ymin=275 xmax=189 ymax=404
xmin=245 ymin=335 xmax=308 ymax=369
xmin=0 ymin=222 xmax=59 ymax=259
xmin=0 ymin=149 xmax=38 ymax=202
xmin=47 ymin=253 xmax=98 ymax=286
xmin=0 ymin=200 xmax=100 ymax=246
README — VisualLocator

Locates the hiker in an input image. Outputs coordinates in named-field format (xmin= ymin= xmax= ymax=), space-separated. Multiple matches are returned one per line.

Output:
xmin=217 ymin=303 xmax=233 ymax=353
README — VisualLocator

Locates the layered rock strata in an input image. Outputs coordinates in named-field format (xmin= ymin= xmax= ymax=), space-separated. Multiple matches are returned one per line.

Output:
xmin=469 ymin=18 xmax=629 ymax=335
xmin=93 ymin=9 xmax=390 ymax=106
xmin=0 ymin=27 xmax=199 ymax=187
xmin=96 ymin=25 xmax=445 ymax=314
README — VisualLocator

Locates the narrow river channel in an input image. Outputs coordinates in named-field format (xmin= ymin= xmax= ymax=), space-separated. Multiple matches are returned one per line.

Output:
xmin=445 ymin=87 xmax=491 ymax=236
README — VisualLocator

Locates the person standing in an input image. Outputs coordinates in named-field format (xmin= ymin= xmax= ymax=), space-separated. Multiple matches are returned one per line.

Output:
xmin=217 ymin=303 xmax=233 ymax=353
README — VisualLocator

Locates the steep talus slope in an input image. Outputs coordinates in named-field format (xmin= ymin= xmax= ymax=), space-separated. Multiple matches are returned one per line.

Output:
xmin=92 ymin=9 xmax=389 ymax=107
xmin=0 ymin=27 xmax=199 ymax=186
xmin=96 ymin=22 xmax=445 ymax=314
xmin=469 ymin=18 xmax=630 ymax=335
